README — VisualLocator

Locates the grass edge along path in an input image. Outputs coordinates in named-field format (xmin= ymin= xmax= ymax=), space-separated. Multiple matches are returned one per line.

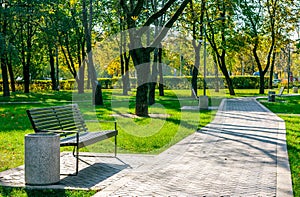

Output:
xmin=258 ymin=96 xmax=300 ymax=197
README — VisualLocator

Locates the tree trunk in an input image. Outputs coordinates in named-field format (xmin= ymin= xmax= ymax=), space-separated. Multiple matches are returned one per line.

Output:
xmin=190 ymin=0 xmax=205 ymax=97
xmin=158 ymin=46 xmax=164 ymax=96
xmin=59 ymin=32 xmax=84 ymax=93
xmin=120 ymin=53 xmax=127 ymax=95
xmin=49 ymin=48 xmax=58 ymax=90
xmin=83 ymin=0 xmax=102 ymax=105
xmin=191 ymin=45 xmax=200 ymax=97
xmin=120 ymin=19 xmax=130 ymax=95
xmin=224 ymin=72 xmax=235 ymax=95
xmin=7 ymin=56 xmax=15 ymax=92
xmin=78 ymin=40 xmax=85 ymax=93
xmin=1 ymin=9 xmax=10 ymax=96
xmin=253 ymin=41 xmax=266 ymax=94
xmin=55 ymin=46 xmax=59 ymax=90
xmin=149 ymin=48 xmax=159 ymax=105
xmin=213 ymin=53 xmax=219 ymax=92
xmin=124 ymin=52 xmax=131 ymax=91
xmin=269 ymin=51 xmax=276 ymax=89
xmin=205 ymin=13 xmax=234 ymax=95
xmin=1 ymin=59 xmax=10 ymax=97
xmin=259 ymin=72 xmax=265 ymax=94
xmin=24 ymin=35 xmax=31 ymax=93
xmin=131 ymin=48 xmax=151 ymax=117
xmin=219 ymin=53 xmax=235 ymax=95
xmin=77 ymin=63 xmax=85 ymax=93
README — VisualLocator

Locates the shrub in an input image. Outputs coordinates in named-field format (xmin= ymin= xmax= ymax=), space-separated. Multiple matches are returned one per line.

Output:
xmin=0 ymin=76 xmax=271 ymax=91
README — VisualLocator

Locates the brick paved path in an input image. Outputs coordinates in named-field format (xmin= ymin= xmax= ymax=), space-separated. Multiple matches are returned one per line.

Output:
xmin=94 ymin=98 xmax=293 ymax=196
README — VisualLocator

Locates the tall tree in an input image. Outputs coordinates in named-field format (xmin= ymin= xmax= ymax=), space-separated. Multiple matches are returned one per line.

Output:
xmin=0 ymin=0 xmax=10 ymax=96
xmin=16 ymin=0 xmax=40 ymax=93
xmin=56 ymin=0 xmax=86 ymax=93
xmin=120 ymin=0 xmax=191 ymax=116
xmin=205 ymin=0 xmax=236 ymax=95
xmin=39 ymin=0 xmax=60 ymax=90
xmin=239 ymin=0 xmax=296 ymax=93
xmin=119 ymin=5 xmax=131 ymax=96
xmin=83 ymin=0 xmax=103 ymax=105
xmin=185 ymin=0 xmax=205 ymax=96
xmin=148 ymin=0 xmax=166 ymax=105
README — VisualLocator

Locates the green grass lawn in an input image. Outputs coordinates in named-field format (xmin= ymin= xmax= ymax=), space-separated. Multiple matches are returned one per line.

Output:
xmin=0 ymin=88 xmax=298 ymax=196
xmin=0 ymin=188 xmax=96 ymax=197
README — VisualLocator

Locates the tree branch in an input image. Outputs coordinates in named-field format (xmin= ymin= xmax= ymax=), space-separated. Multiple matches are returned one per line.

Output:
xmin=132 ymin=0 xmax=144 ymax=16
xmin=143 ymin=0 xmax=177 ymax=28
xmin=148 ymin=0 xmax=191 ymax=50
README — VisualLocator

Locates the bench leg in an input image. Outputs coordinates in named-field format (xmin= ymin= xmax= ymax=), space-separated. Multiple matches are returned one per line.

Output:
xmin=72 ymin=145 xmax=79 ymax=175
xmin=114 ymin=136 xmax=117 ymax=157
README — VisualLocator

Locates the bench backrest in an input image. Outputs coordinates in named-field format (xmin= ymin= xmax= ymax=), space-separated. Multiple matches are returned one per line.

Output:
xmin=191 ymin=88 xmax=198 ymax=99
xmin=27 ymin=104 xmax=88 ymax=133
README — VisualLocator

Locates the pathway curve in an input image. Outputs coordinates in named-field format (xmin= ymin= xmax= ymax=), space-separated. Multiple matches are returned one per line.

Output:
xmin=94 ymin=98 xmax=293 ymax=196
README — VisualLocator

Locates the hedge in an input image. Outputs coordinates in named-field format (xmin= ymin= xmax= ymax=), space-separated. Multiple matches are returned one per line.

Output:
xmin=0 ymin=76 xmax=271 ymax=92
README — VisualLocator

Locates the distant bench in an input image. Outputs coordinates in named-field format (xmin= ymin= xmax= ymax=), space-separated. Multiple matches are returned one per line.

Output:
xmin=277 ymin=86 xmax=285 ymax=96
xmin=26 ymin=104 xmax=118 ymax=175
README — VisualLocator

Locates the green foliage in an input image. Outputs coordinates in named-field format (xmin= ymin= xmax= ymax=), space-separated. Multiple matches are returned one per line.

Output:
xmin=0 ymin=76 xmax=272 ymax=92
xmin=231 ymin=76 xmax=269 ymax=89
xmin=1 ymin=0 xmax=299 ymax=96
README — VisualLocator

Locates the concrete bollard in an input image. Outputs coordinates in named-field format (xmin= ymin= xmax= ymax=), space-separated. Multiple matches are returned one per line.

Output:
xmin=25 ymin=133 xmax=60 ymax=185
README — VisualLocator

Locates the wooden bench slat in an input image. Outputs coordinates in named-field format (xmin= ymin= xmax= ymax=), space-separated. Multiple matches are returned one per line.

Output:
xmin=30 ymin=118 xmax=58 ymax=124
xmin=29 ymin=113 xmax=59 ymax=120
xmin=35 ymin=125 xmax=62 ymax=131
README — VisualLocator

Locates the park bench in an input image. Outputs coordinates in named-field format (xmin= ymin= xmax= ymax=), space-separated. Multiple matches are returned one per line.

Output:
xmin=191 ymin=88 xmax=198 ymax=100
xmin=276 ymin=86 xmax=285 ymax=96
xmin=26 ymin=104 xmax=118 ymax=175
